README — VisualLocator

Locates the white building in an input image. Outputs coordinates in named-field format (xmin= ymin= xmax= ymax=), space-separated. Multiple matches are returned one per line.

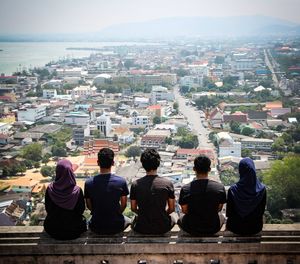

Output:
xmin=241 ymin=138 xmax=273 ymax=152
xmin=93 ymin=74 xmax=112 ymax=85
xmin=217 ymin=132 xmax=241 ymax=158
xmin=65 ymin=112 xmax=90 ymax=126
xmin=0 ymin=122 xmax=11 ymax=134
xmin=180 ymin=76 xmax=203 ymax=89
xmin=41 ymin=80 xmax=62 ymax=89
xmin=233 ymin=59 xmax=256 ymax=71
xmin=97 ymin=113 xmax=112 ymax=137
xmin=71 ymin=86 xmax=97 ymax=98
xmin=151 ymin=86 xmax=174 ymax=104
xmin=134 ymin=97 xmax=149 ymax=108
xmin=132 ymin=116 xmax=149 ymax=126
xmin=56 ymin=68 xmax=83 ymax=77
xmin=17 ymin=105 xmax=47 ymax=123
xmin=43 ymin=89 xmax=57 ymax=99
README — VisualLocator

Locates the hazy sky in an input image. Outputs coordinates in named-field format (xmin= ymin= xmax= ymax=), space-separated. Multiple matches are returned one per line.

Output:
xmin=0 ymin=0 xmax=299 ymax=34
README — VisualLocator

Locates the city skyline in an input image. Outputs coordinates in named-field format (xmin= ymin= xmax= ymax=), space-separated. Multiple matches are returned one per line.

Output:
xmin=0 ymin=0 xmax=300 ymax=35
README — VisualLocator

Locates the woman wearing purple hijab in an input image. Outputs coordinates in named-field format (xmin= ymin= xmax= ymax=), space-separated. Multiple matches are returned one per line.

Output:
xmin=226 ymin=157 xmax=266 ymax=235
xmin=44 ymin=159 xmax=86 ymax=240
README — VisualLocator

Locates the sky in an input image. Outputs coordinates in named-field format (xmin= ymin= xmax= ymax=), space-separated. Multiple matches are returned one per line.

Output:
xmin=0 ymin=0 xmax=299 ymax=34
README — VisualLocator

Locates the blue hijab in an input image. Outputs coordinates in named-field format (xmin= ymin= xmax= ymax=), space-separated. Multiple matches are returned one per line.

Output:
xmin=229 ymin=158 xmax=266 ymax=217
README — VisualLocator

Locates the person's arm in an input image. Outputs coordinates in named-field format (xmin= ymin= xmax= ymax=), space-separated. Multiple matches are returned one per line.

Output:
xmin=218 ymin=203 xmax=224 ymax=212
xmin=75 ymin=189 xmax=86 ymax=215
xmin=120 ymin=195 xmax=127 ymax=213
xmin=180 ymin=203 xmax=188 ymax=214
xmin=130 ymin=199 xmax=138 ymax=214
xmin=44 ymin=189 xmax=50 ymax=213
xmin=85 ymin=198 xmax=92 ymax=211
xmin=167 ymin=198 xmax=175 ymax=214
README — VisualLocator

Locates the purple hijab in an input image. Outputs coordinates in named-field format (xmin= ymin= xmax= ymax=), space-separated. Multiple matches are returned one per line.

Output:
xmin=229 ymin=157 xmax=266 ymax=217
xmin=47 ymin=159 xmax=81 ymax=210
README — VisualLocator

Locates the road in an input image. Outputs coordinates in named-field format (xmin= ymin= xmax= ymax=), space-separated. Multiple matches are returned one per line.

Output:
xmin=173 ymin=86 xmax=215 ymax=150
xmin=264 ymin=49 xmax=279 ymax=88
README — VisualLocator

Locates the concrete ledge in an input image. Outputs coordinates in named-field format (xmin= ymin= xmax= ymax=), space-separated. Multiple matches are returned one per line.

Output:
xmin=0 ymin=225 xmax=300 ymax=264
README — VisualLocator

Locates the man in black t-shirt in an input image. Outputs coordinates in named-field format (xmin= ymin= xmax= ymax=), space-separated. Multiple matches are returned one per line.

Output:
xmin=178 ymin=155 xmax=226 ymax=235
xmin=130 ymin=148 xmax=176 ymax=234
xmin=84 ymin=148 xmax=130 ymax=234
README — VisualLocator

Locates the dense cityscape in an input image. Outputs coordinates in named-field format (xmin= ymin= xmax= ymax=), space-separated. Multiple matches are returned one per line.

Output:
xmin=0 ymin=37 xmax=299 ymax=227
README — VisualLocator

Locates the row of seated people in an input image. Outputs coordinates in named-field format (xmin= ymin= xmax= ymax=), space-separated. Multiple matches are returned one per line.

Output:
xmin=44 ymin=148 xmax=266 ymax=240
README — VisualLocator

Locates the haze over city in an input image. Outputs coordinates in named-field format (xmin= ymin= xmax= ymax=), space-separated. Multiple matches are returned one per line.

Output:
xmin=0 ymin=0 xmax=300 ymax=35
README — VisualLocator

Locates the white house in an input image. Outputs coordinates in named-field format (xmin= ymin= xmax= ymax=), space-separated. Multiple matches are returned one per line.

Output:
xmin=134 ymin=97 xmax=149 ymax=108
xmin=132 ymin=116 xmax=149 ymax=126
xmin=17 ymin=105 xmax=47 ymax=123
xmin=217 ymin=132 xmax=241 ymax=158
xmin=0 ymin=122 xmax=11 ymax=134
xmin=43 ymin=89 xmax=57 ymax=99
xmin=65 ymin=112 xmax=90 ymax=126
xmin=151 ymin=86 xmax=174 ymax=104
xmin=71 ymin=86 xmax=97 ymax=98
xmin=97 ymin=113 xmax=112 ymax=137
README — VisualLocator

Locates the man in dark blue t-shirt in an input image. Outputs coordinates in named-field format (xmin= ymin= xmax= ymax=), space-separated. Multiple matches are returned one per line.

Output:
xmin=84 ymin=148 xmax=130 ymax=234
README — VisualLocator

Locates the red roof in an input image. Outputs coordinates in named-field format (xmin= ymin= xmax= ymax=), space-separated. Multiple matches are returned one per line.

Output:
xmin=0 ymin=76 xmax=17 ymax=79
xmin=148 ymin=105 xmax=161 ymax=110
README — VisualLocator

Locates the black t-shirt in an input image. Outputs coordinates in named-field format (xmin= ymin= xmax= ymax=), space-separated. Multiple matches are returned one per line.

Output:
xmin=226 ymin=188 xmax=266 ymax=235
xmin=179 ymin=179 xmax=226 ymax=235
xmin=84 ymin=173 xmax=129 ymax=234
xmin=44 ymin=188 xmax=87 ymax=240
xmin=130 ymin=175 xmax=175 ymax=234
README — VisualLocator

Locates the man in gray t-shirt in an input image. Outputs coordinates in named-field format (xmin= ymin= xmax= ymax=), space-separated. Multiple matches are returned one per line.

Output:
xmin=130 ymin=149 xmax=176 ymax=234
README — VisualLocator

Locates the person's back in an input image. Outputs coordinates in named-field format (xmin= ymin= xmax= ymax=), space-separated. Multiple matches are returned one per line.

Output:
xmin=44 ymin=159 xmax=86 ymax=240
xmin=130 ymin=149 xmax=176 ymax=234
xmin=178 ymin=155 xmax=226 ymax=235
xmin=84 ymin=148 xmax=129 ymax=234
xmin=226 ymin=158 xmax=266 ymax=235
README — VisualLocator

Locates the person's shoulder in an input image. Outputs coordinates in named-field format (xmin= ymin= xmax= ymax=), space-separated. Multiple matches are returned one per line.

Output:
xmin=208 ymin=179 xmax=225 ymax=189
xmin=112 ymin=174 xmax=127 ymax=183
xmin=156 ymin=176 xmax=172 ymax=184
xmin=181 ymin=182 xmax=191 ymax=191
xmin=84 ymin=176 xmax=95 ymax=186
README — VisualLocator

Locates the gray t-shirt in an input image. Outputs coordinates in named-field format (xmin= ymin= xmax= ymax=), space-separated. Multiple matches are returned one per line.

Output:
xmin=130 ymin=175 xmax=175 ymax=234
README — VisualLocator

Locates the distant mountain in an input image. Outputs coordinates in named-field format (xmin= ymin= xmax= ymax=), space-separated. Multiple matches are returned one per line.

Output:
xmin=0 ymin=15 xmax=299 ymax=42
xmin=97 ymin=15 xmax=300 ymax=38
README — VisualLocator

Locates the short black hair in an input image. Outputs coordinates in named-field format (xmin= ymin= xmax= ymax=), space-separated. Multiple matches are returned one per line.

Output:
xmin=194 ymin=155 xmax=211 ymax=174
xmin=98 ymin=148 xmax=114 ymax=169
xmin=140 ymin=148 xmax=161 ymax=172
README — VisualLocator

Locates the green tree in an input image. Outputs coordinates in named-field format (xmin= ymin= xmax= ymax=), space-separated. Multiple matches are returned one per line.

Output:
xmin=153 ymin=116 xmax=161 ymax=125
xmin=125 ymin=146 xmax=141 ymax=158
xmin=178 ymin=135 xmax=199 ymax=149
xmin=263 ymin=156 xmax=300 ymax=217
xmin=241 ymin=149 xmax=254 ymax=158
xmin=34 ymin=162 xmax=40 ymax=169
xmin=177 ymin=127 xmax=189 ymax=137
xmin=230 ymin=121 xmax=241 ymax=134
xmin=241 ymin=127 xmax=255 ymax=136
xmin=272 ymin=137 xmax=286 ymax=152
xmin=40 ymin=166 xmax=55 ymax=178
xmin=21 ymin=143 xmax=42 ymax=161
xmin=51 ymin=145 xmax=67 ymax=157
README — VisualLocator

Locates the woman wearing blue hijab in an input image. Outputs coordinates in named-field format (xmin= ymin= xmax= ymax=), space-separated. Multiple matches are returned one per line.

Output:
xmin=226 ymin=158 xmax=266 ymax=235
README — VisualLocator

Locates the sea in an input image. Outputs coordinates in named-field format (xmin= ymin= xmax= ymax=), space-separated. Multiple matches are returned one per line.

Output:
xmin=0 ymin=41 xmax=158 ymax=75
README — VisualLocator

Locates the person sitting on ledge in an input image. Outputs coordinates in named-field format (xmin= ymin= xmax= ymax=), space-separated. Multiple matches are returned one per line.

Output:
xmin=84 ymin=148 xmax=131 ymax=234
xmin=130 ymin=148 xmax=177 ymax=234
xmin=178 ymin=155 xmax=226 ymax=235
xmin=44 ymin=159 xmax=87 ymax=240
xmin=226 ymin=157 xmax=266 ymax=235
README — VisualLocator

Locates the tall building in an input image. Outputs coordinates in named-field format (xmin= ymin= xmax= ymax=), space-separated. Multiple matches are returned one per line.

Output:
xmin=97 ymin=113 xmax=112 ymax=137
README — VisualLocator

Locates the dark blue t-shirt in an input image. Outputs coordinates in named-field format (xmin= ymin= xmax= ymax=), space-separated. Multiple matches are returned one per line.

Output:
xmin=84 ymin=173 xmax=129 ymax=234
